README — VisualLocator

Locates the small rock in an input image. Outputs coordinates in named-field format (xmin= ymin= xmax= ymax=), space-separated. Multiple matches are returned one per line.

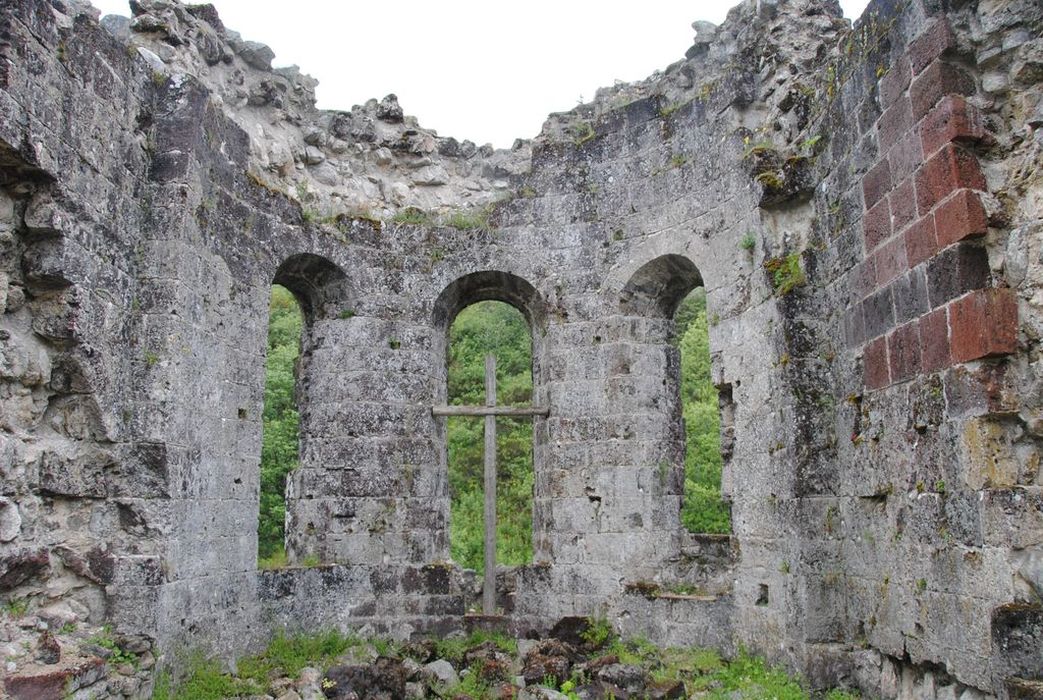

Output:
xmin=1028 ymin=99 xmax=1043 ymax=128
xmin=303 ymin=129 xmax=328 ymax=147
xmin=0 ymin=498 xmax=21 ymax=542
xmin=372 ymin=148 xmax=394 ymax=166
xmin=597 ymin=662 xmax=649 ymax=692
xmin=516 ymin=639 xmax=539 ymax=658
xmin=324 ymin=657 xmax=408 ymax=700
xmin=411 ymin=164 xmax=449 ymax=187
xmin=35 ymin=631 xmax=61 ymax=665
xmin=982 ymin=71 xmax=1008 ymax=93
xmin=297 ymin=667 xmax=322 ymax=686
xmin=399 ymin=638 xmax=436 ymax=664
xmin=377 ymin=94 xmax=404 ymax=123
xmin=276 ymin=690 xmax=302 ymax=700
xmin=121 ymin=635 xmax=152 ymax=654
xmin=404 ymin=681 xmax=426 ymax=700
xmin=309 ymin=162 xmax=341 ymax=187
xmin=135 ymin=47 xmax=167 ymax=73
xmin=423 ymin=658 xmax=459 ymax=687
xmin=521 ymin=640 xmax=575 ymax=686
xmin=109 ymin=675 xmax=142 ymax=696
xmin=303 ymin=146 xmax=325 ymax=165
xmin=38 ymin=602 xmax=77 ymax=629
xmin=519 ymin=687 xmax=570 ymax=700
xmin=648 ymin=679 xmax=686 ymax=699
xmin=239 ymin=41 xmax=275 ymax=71
xmin=401 ymin=656 xmax=422 ymax=681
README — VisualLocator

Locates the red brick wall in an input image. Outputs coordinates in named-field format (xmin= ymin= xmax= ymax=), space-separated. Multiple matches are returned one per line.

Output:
xmin=847 ymin=19 xmax=1018 ymax=390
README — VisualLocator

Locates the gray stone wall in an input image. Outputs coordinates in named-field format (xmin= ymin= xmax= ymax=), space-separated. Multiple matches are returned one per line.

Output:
xmin=1 ymin=0 xmax=1040 ymax=697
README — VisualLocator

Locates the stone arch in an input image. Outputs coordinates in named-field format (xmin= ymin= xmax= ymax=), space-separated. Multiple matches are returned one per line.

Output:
xmin=619 ymin=253 xmax=703 ymax=319
xmin=431 ymin=270 xmax=548 ymax=398
xmin=271 ymin=253 xmax=351 ymax=323
xmin=432 ymin=270 xmax=547 ymax=336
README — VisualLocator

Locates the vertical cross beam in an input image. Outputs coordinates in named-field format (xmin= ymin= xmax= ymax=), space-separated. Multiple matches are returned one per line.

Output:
xmin=482 ymin=354 xmax=497 ymax=614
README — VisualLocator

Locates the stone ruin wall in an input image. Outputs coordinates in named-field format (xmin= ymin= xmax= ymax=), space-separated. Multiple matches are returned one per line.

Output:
xmin=0 ymin=0 xmax=1041 ymax=697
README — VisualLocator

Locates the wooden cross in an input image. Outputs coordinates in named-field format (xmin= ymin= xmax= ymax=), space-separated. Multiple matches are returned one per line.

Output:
xmin=431 ymin=354 xmax=549 ymax=614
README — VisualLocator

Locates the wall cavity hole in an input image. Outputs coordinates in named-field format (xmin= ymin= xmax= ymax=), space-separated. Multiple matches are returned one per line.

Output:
xmin=756 ymin=583 xmax=769 ymax=606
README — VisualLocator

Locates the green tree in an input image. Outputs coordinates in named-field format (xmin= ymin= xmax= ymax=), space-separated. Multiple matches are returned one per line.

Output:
xmin=675 ymin=289 xmax=730 ymax=533
xmin=447 ymin=301 xmax=534 ymax=570
xmin=258 ymin=285 xmax=302 ymax=562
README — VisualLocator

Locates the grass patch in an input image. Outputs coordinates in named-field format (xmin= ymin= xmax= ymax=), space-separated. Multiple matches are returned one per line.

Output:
xmin=442 ymin=209 xmax=489 ymax=231
xmin=433 ymin=629 xmax=517 ymax=665
xmin=155 ymin=630 xmax=360 ymax=699
xmin=4 ymin=598 xmax=28 ymax=618
xmin=87 ymin=626 xmax=138 ymax=667
xmin=391 ymin=207 xmax=434 ymax=226
xmin=568 ymin=121 xmax=595 ymax=146
xmin=257 ymin=547 xmax=288 ymax=570
xmin=706 ymin=650 xmax=807 ymax=700
xmin=151 ymin=654 xmax=254 ymax=700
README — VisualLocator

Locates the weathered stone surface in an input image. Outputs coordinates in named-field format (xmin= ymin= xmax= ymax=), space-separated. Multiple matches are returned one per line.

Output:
xmin=0 ymin=0 xmax=1040 ymax=697
xmin=323 ymin=657 xmax=409 ymax=700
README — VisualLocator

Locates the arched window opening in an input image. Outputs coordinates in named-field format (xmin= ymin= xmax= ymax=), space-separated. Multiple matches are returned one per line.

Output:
xmin=447 ymin=301 xmax=534 ymax=570
xmin=257 ymin=284 xmax=302 ymax=569
xmin=674 ymin=289 xmax=730 ymax=533
xmin=621 ymin=254 xmax=731 ymax=535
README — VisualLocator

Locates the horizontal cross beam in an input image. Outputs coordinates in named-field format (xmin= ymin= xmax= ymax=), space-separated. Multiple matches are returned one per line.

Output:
xmin=431 ymin=405 xmax=550 ymax=417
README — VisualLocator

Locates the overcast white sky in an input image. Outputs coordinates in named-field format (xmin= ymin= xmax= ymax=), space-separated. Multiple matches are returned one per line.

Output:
xmin=90 ymin=1 xmax=871 ymax=147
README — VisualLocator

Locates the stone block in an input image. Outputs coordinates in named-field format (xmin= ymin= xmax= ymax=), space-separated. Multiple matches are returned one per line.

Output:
xmin=992 ymin=603 xmax=1043 ymax=679
xmin=863 ymin=159 xmax=893 ymax=210
xmin=865 ymin=336 xmax=891 ymax=390
xmin=904 ymin=213 xmax=940 ymax=270
xmin=934 ymin=189 xmax=988 ymax=247
xmin=873 ymin=236 xmax=909 ymax=286
xmin=920 ymin=96 xmax=987 ymax=156
xmin=915 ymin=144 xmax=986 ymax=216
xmin=864 ymin=198 xmax=893 ymax=252
xmin=910 ymin=62 xmax=976 ymax=120
xmin=893 ymin=267 xmax=930 ymax=324
xmin=949 ymin=288 xmax=1018 ymax=363
xmin=887 ymin=320 xmax=922 ymax=384
xmin=908 ymin=20 xmax=958 ymax=75
xmin=879 ymin=57 xmax=912 ymax=109
xmin=878 ymin=96 xmax=914 ymax=151
xmin=926 ymin=244 xmax=989 ymax=309
xmin=864 ymin=287 xmax=896 ymax=340
xmin=919 ymin=307 xmax=951 ymax=371
xmin=889 ymin=178 xmax=918 ymax=233
xmin=961 ymin=418 xmax=1020 ymax=489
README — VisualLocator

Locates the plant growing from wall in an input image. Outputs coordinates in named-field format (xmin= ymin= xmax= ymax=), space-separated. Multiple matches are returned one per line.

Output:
xmin=763 ymin=253 xmax=807 ymax=296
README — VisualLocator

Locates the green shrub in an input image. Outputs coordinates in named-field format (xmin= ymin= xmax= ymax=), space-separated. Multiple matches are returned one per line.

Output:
xmin=258 ymin=285 xmax=302 ymax=560
xmin=675 ymin=291 xmax=730 ymax=534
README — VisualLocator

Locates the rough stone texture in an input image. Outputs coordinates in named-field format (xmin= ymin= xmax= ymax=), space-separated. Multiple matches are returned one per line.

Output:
xmin=0 ymin=0 xmax=1041 ymax=697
